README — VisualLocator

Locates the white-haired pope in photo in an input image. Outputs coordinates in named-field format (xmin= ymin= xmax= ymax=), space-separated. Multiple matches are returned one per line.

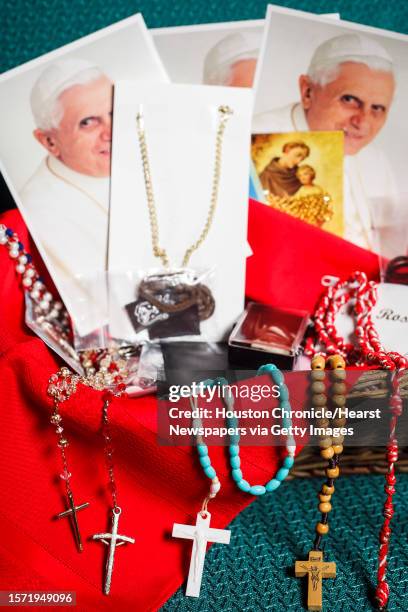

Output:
xmin=203 ymin=31 xmax=261 ymax=87
xmin=253 ymin=33 xmax=399 ymax=250
xmin=20 ymin=58 xmax=113 ymax=303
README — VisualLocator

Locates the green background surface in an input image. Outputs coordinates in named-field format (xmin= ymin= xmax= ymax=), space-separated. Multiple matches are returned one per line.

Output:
xmin=1 ymin=0 xmax=408 ymax=72
xmin=1 ymin=3 xmax=408 ymax=611
xmin=162 ymin=474 xmax=408 ymax=611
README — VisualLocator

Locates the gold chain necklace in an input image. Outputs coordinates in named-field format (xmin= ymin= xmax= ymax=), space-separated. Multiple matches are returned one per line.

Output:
xmin=136 ymin=105 xmax=233 ymax=268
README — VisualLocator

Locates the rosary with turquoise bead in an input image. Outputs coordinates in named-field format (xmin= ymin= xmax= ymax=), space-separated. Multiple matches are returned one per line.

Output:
xmin=194 ymin=364 xmax=296 ymax=497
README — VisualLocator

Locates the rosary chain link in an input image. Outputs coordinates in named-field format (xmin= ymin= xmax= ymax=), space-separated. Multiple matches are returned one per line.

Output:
xmin=103 ymin=399 xmax=118 ymax=510
xmin=136 ymin=105 xmax=233 ymax=268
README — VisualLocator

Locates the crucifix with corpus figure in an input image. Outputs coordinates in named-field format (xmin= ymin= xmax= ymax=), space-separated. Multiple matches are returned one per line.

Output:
xmin=295 ymin=550 xmax=336 ymax=611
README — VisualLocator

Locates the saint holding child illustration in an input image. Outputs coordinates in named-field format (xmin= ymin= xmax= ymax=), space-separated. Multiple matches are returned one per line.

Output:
xmin=251 ymin=132 xmax=343 ymax=235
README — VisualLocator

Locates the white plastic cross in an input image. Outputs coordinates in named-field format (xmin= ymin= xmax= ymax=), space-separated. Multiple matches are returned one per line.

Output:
xmin=172 ymin=511 xmax=231 ymax=597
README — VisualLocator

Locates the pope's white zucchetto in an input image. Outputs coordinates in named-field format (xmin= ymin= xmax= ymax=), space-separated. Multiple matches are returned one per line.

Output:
xmin=30 ymin=58 xmax=104 ymax=130
xmin=203 ymin=31 xmax=261 ymax=85
xmin=308 ymin=33 xmax=394 ymax=78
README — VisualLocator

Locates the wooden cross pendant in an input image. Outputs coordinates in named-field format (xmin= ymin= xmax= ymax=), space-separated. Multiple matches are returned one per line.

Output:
xmin=93 ymin=507 xmax=135 ymax=595
xmin=172 ymin=511 xmax=231 ymax=597
xmin=56 ymin=491 xmax=89 ymax=552
xmin=295 ymin=550 xmax=336 ymax=611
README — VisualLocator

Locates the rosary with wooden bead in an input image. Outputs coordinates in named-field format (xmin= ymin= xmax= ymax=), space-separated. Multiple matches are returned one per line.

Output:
xmin=295 ymin=354 xmax=346 ymax=612
xmin=305 ymin=271 xmax=407 ymax=609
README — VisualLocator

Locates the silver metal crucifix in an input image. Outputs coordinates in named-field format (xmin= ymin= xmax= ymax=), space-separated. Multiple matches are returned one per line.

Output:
xmin=172 ymin=511 xmax=231 ymax=597
xmin=92 ymin=507 xmax=135 ymax=595
xmin=56 ymin=491 xmax=89 ymax=552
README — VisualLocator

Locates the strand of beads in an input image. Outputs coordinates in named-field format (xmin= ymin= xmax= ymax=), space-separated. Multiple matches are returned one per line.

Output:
xmin=48 ymin=368 xmax=80 ymax=482
xmin=0 ymin=224 xmax=68 ymax=326
xmin=375 ymin=370 xmax=404 ymax=611
xmin=47 ymin=368 xmax=90 ymax=551
xmin=1 ymin=223 xmax=131 ymax=381
xmin=191 ymin=396 xmax=222 ymax=510
xmin=311 ymin=354 xmax=346 ymax=549
xmin=194 ymin=365 xmax=296 ymax=497
xmin=305 ymin=271 xmax=408 ymax=369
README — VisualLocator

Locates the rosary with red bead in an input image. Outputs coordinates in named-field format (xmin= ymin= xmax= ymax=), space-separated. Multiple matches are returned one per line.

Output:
xmin=306 ymin=271 xmax=407 ymax=610
xmin=47 ymin=368 xmax=134 ymax=595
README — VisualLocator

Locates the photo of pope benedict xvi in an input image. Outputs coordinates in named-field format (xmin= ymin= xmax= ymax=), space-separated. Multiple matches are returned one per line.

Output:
xmin=20 ymin=58 xmax=112 ymax=310
xmin=253 ymin=33 xmax=399 ymax=251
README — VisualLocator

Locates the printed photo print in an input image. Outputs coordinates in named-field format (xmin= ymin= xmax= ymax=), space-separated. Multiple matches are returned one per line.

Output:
xmin=251 ymin=131 xmax=344 ymax=237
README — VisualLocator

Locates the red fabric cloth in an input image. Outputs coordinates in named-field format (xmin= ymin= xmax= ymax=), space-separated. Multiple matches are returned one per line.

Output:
xmin=0 ymin=209 xmax=294 ymax=611
xmin=246 ymin=199 xmax=381 ymax=311
xmin=0 ymin=203 xmax=378 ymax=610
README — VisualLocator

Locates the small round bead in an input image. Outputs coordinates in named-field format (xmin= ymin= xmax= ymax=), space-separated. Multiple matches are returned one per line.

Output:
xmin=22 ymin=277 xmax=32 ymax=287
xmin=313 ymin=394 xmax=327 ymax=407
xmin=326 ymin=466 xmax=340 ymax=479
xmin=287 ymin=443 xmax=296 ymax=456
xmin=316 ymin=522 xmax=329 ymax=535
xmin=332 ymin=418 xmax=346 ymax=427
xmin=204 ymin=466 xmax=216 ymax=479
xmin=199 ymin=456 xmax=211 ymax=469
xmin=9 ymin=249 xmax=19 ymax=259
xmin=229 ymin=445 xmax=239 ymax=457
xmin=16 ymin=264 xmax=26 ymax=274
xmin=332 ymin=435 xmax=344 ymax=445
xmin=332 ymin=369 xmax=346 ymax=381
xmin=312 ymin=355 xmax=326 ymax=370
xmin=232 ymin=468 xmax=243 ymax=482
xmin=230 ymin=433 xmax=240 ymax=445
xmin=230 ymin=455 xmax=241 ymax=469
xmin=322 ymin=484 xmax=335 ymax=495
xmin=249 ymin=485 xmax=266 ymax=496
xmin=276 ymin=467 xmax=289 ymax=481
xmin=283 ymin=455 xmax=294 ymax=469
xmin=311 ymin=370 xmax=325 ymax=381
xmin=311 ymin=381 xmax=325 ymax=393
xmin=328 ymin=355 xmax=346 ymax=369
xmin=320 ymin=447 xmax=334 ymax=459
xmin=279 ymin=384 xmax=289 ymax=401
xmin=197 ymin=444 xmax=208 ymax=457
xmin=237 ymin=479 xmax=250 ymax=492
xmin=319 ymin=438 xmax=333 ymax=449
xmin=270 ymin=369 xmax=284 ymax=385
xmin=332 ymin=394 xmax=346 ymax=407
xmin=265 ymin=478 xmax=281 ymax=492
xmin=332 ymin=382 xmax=347 ymax=394
xmin=58 ymin=438 xmax=69 ymax=448
xmin=319 ymin=493 xmax=332 ymax=503
xmin=332 ymin=444 xmax=344 ymax=455
xmin=315 ymin=418 xmax=330 ymax=428
xmin=210 ymin=481 xmax=221 ymax=496
xmin=319 ymin=502 xmax=332 ymax=513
